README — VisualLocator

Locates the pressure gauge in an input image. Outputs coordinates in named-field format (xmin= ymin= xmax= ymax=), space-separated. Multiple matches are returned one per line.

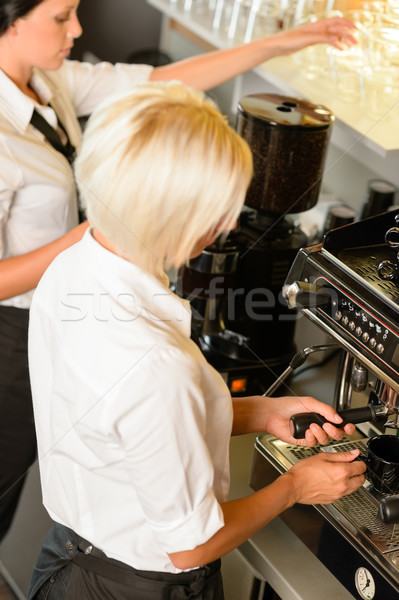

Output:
xmin=355 ymin=567 xmax=375 ymax=599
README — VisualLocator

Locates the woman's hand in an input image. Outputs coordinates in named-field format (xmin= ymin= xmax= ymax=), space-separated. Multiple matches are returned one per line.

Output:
xmin=169 ymin=446 xmax=366 ymax=571
xmin=269 ymin=16 xmax=358 ymax=57
xmin=261 ymin=395 xmax=356 ymax=447
xmin=152 ymin=16 xmax=357 ymax=92
xmin=284 ymin=450 xmax=366 ymax=505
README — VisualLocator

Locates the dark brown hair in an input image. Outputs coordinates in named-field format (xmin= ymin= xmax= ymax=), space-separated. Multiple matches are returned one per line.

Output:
xmin=0 ymin=0 xmax=44 ymax=36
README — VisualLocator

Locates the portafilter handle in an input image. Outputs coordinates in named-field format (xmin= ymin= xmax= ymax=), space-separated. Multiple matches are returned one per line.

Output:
xmin=290 ymin=405 xmax=388 ymax=439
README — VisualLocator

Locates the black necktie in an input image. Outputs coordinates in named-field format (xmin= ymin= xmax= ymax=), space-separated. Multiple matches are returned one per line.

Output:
xmin=30 ymin=108 xmax=76 ymax=164
xmin=30 ymin=107 xmax=86 ymax=222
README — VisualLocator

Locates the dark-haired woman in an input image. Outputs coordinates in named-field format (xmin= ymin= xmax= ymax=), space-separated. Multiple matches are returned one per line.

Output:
xmin=0 ymin=0 xmax=355 ymax=541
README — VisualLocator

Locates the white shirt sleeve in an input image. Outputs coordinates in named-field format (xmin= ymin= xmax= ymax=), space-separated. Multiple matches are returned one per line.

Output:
xmin=61 ymin=60 xmax=154 ymax=117
xmin=104 ymin=345 xmax=225 ymax=554
xmin=0 ymin=137 xmax=24 ymax=259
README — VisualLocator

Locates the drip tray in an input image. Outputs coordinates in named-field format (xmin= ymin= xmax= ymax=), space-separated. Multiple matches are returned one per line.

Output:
xmin=252 ymin=433 xmax=399 ymax=580
xmin=321 ymin=440 xmax=399 ymax=556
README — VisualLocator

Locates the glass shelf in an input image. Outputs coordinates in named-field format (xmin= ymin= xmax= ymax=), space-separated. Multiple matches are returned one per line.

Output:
xmin=148 ymin=0 xmax=399 ymax=159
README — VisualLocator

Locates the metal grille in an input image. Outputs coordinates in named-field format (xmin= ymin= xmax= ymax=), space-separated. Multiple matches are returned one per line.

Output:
xmin=268 ymin=437 xmax=399 ymax=558
xmin=268 ymin=435 xmax=366 ymax=464
xmin=334 ymin=490 xmax=399 ymax=553
xmin=337 ymin=247 xmax=399 ymax=304
xmin=322 ymin=439 xmax=399 ymax=554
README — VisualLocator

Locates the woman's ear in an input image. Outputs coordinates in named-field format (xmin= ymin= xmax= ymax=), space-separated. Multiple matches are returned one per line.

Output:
xmin=7 ymin=22 xmax=19 ymax=36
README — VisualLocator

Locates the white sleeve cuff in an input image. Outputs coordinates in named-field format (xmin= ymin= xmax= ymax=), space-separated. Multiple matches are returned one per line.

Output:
xmin=151 ymin=490 xmax=225 ymax=554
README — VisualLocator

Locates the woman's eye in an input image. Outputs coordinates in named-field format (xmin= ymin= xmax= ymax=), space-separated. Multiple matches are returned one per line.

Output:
xmin=56 ymin=14 xmax=70 ymax=23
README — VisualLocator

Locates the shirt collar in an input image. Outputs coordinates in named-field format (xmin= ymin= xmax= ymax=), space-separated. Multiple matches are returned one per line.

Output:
xmin=82 ymin=230 xmax=193 ymax=339
xmin=0 ymin=68 xmax=53 ymax=133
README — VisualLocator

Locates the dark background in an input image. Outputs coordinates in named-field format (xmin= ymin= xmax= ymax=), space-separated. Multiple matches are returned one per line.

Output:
xmin=71 ymin=0 xmax=162 ymax=63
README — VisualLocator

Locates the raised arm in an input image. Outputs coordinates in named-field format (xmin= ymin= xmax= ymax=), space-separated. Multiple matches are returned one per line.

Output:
xmin=151 ymin=17 xmax=356 ymax=91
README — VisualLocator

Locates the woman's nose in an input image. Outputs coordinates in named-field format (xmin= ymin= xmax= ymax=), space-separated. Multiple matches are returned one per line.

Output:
xmin=68 ymin=13 xmax=83 ymax=40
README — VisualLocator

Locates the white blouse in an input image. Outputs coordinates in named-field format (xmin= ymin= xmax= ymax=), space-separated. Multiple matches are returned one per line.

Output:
xmin=0 ymin=60 xmax=153 ymax=309
xmin=29 ymin=230 xmax=233 ymax=573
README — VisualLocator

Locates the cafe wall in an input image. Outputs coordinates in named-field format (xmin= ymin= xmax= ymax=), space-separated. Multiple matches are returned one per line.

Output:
xmin=72 ymin=0 xmax=162 ymax=62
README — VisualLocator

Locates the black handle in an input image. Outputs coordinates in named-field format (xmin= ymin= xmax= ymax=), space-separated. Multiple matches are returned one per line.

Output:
xmin=379 ymin=495 xmax=399 ymax=524
xmin=290 ymin=406 xmax=375 ymax=439
xmin=283 ymin=281 xmax=333 ymax=310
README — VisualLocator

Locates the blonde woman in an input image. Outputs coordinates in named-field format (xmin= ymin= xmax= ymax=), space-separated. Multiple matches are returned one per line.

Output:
xmin=28 ymin=83 xmax=365 ymax=600
xmin=0 ymin=0 xmax=356 ymax=542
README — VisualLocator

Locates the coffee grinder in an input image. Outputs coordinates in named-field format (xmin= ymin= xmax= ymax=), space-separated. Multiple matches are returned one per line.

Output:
xmin=179 ymin=94 xmax=335 ymax=395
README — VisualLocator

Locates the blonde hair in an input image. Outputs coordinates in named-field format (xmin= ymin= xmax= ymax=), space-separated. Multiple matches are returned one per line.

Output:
xmin=75 ymin=82 xmax=253 ymax=277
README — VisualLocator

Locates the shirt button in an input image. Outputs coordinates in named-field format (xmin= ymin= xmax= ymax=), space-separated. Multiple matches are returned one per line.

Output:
xmin=66 ymin=540 xmax=74 ymax=551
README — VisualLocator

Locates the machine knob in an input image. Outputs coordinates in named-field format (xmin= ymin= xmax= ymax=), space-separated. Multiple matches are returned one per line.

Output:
xmin=385 ymin=226 xmax=399 ymax=248
xmin=282 ymin=281 xmax=333 ymax=310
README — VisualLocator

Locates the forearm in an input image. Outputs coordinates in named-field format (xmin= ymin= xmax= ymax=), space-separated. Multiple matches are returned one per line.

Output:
xmin=0 ymin=222 xmax=89 ymax=300
xmin=150 ymin=18 xmax=356 ymax=91
xmin=231 ymin=395 xmax=269 ymax=435
xmin=151 ymin=37 xmax=278 ymax=91
xmin=169 ymin=474 xmax=294 ymax=570
xmin=169 ymin=448 xmax=366 ymax=570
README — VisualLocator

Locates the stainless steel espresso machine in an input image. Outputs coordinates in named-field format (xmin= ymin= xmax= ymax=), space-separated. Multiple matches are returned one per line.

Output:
xmin=251 ymin=209 xmax=399 ymax=599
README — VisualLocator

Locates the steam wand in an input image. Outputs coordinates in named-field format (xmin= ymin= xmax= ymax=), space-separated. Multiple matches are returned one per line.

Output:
xmin=262 ymin=343 xmax=339 ymax=397
xmin=262 ymin=344 xmax=389 ymax=439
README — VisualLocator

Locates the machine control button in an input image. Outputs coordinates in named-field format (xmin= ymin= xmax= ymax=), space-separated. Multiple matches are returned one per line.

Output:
xmin=355 ymin=326 xmax=362 ymax=337
xmin=369 ymin=338 xmax=377 ymax=348
xmin=335 ymin=310 xmax=342 ymax=321
xmin=376 ymin=343 xmax=384 ymax=354
xmin=362 ymin=332 xmax=370 ymax=343
xmin=342 ymin=315 xmax=349 ymax=326
xmin=349 ymin=321 xmax=355 ymax=331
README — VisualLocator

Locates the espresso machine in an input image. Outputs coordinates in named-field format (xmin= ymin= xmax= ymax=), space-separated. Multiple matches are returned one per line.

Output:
xmin=179 ymin=94 xmax=334 ymax=396
xmin=250 ymin=209 xmax=399 ymax=598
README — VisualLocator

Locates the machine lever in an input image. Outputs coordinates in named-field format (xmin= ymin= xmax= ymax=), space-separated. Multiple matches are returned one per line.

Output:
xmin=282 ymin=281 xmax=333 ymax=310
xmin=290 ymin=405 xmax=379 ymax=439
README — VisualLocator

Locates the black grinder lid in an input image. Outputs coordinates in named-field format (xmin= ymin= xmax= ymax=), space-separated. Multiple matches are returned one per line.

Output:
xmin=237 ymin=94 xmax=334 ymax=130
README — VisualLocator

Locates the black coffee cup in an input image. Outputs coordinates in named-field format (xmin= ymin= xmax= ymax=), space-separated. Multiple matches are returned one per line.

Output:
xmin=360 ymin=435 xmax=399 ymax=495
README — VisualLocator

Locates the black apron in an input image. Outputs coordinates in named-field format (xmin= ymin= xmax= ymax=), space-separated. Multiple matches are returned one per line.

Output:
xmin=0 ymin=305 xmax=36 ymax=541
xmin=29 ymin=523 xmax=225 ymax=600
